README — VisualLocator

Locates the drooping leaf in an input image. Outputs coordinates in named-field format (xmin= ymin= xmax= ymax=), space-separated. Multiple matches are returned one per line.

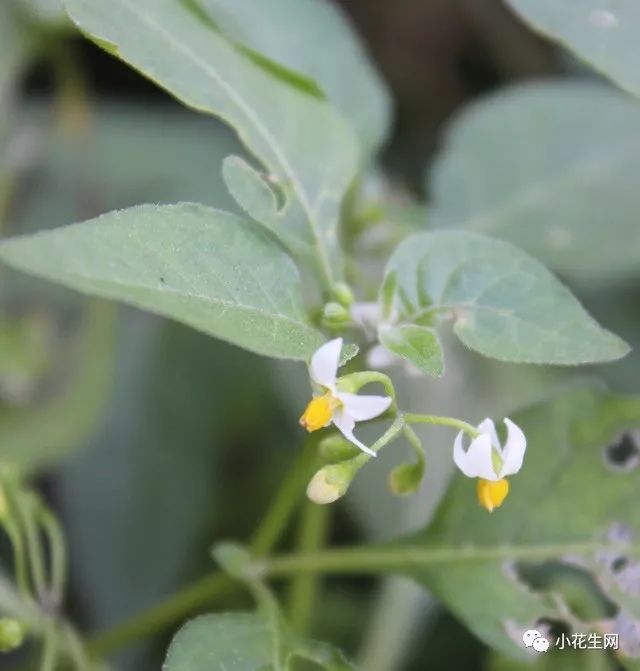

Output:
xmin=197 ymin=0 xmax=391 ymax=156
xmin=62 ymin=0 xmax=358 ymax=285
xmin=0 ymin=203 xmax=323 ymax=360
xmin=378 ymin=324 xmax=444 ymax=378
xmin=395 ymin=384 xmax=640 ymax=660
xmin=505 ymin=0 xmax=640 ymax=98
xmin=381 ymin=230 xmax=629 ymax=365
xmin=428 ymin=82 xmax=640 ymax=284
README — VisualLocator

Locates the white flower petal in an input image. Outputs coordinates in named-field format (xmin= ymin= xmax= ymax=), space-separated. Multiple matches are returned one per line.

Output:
xmin=477 ymin=418 xmax=500 ymax=449
xmin=332 ymin=409 xmax=376 ymax=457
xmin=336 ymin=392 xmax=391 ymax=422
xmin=453 ymin=431 xmax=498 ymax=480
xmin=499 ymin=418 xmax=527 ymax=477
xmin=310 ymin=338 xmax=342 ymax=391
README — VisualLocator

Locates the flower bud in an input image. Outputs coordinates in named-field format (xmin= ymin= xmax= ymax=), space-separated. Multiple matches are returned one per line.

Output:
xmin=306 ymin=461 xmax=359 ymax=505
xmin=389 ymin=462 xmax=424 ymax=496
xmin=0 ymin=618 xmax=26 ymax=652
xmin=332 ymin=282 xmax=355 ymax=308
xmin=321 ymin=302 xmax=350 ymax=330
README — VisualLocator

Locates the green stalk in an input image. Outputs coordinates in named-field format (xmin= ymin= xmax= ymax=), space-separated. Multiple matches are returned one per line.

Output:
xmin=286 ymin=501 xmax=330 ymax=633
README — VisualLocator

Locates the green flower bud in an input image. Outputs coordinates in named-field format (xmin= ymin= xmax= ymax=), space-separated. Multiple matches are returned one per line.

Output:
xmin=389 ymin=462 xmax=425 ymax=496
xmin=332 ymin=282 xmax=355 ymax=308
xmin=321 ymin=302 xmax=350 ymax=330
xmin=0 ymin=618 xmax=26 ymax=653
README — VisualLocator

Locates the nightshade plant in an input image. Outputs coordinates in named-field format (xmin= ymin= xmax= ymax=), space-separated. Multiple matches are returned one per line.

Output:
xmin=0 ymin=0 xmax=639 ymax=669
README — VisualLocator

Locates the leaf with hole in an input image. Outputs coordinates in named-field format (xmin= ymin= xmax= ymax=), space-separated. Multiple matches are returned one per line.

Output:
xmin=381 ymin=230 xmax=629 ymax=365
xmin=392 ymin=384 xmax=640 ymax=659
xmin=0 ymin=203 xmax=323 ymax=360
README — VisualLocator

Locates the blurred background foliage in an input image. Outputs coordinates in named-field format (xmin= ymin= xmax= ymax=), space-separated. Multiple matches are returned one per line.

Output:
xmin=0 ymin=0 xmax=638 ymax=669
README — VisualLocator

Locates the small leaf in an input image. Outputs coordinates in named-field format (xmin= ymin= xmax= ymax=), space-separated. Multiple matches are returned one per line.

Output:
xmin=382 ymin=230 xmax=629 ymax=365
xmin=222 ymin=155 xmax=279 ymax=230
xmin=378 ymin=324 xmax=443 ymax=377
xmin=0 ymin=203 xmax=323 ymax=360
xmin=505 ymin=1 xmax=640 ymax=98
xmin=339 ymin=343 xmax=360 ymax=367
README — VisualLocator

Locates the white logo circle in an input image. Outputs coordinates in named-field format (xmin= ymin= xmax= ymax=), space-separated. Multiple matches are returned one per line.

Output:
xmin=522 ymin=629 xmax=549 ymax=653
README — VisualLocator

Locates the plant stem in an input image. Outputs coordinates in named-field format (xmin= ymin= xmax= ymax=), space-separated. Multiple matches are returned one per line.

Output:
xmin=286 ymin=501 xmax=329 ymax=633
xmin=250 ymin=439 xmax=318 ymax=556
xmin=403 ymin=413 xmax=479 ymax=437
xmin=264 ymin=540 xmax=639 ymax=576
xmin=86 ymin=572 xmax=234 ymax=659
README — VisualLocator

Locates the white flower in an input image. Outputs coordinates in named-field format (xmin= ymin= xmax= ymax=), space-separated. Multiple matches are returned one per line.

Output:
xmin=453 ymin=418 xmax=527 ymax=511
xmin=299 ymin=338 xmax=391 ymax=457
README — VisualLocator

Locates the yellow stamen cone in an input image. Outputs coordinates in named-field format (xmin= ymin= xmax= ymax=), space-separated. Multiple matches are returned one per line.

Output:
xmin=300 ymin=393 xmax=334 ymax=432
xmin=477 ymin=478 xmax=509 ymax=512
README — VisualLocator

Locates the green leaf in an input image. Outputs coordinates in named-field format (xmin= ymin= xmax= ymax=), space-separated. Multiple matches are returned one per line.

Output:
xmin=0 ymin=203 xmax=323 ymax=360
xmin=382 ymin=230 xmax=629 ymax=365
xmin=62 ymin=0 xmax=359 ymax=286
xmin=165 ymin=612 xmax=355 ymax=671
xmin=198 ymin=0 xmax=391 ymax=156
xmin=428 ymin=82 xmax=640 ymax=284
xmin=396 ymin=384 xmax=640 ymax=659
xmin=164 ymin=613 xmax=278 ymax=671
xmin=378 ymin=324 xmax=443 ymax=377
xmin=505 ymin=0 xmax=640 ymax=97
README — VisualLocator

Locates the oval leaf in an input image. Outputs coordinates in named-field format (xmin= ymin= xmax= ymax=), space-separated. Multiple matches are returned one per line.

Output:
xmin=429 ymin=82 xmax=640 ymax=284
xmin=0 ymin=203 xmax=323 ymax=360
xmin=505 ymin=0 xmax=640 ymax=98
xmin=382 ymin=230 xmax=629 ymax=365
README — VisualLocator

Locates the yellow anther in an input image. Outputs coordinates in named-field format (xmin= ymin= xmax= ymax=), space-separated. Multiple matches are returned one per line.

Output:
xmin=299 ymin=393 xmax=337 ymax=432
xmin=477 ymin=478 xmax=509 ymax=512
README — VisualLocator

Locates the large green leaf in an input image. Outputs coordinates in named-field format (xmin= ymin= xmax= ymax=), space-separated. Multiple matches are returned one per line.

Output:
xmin=198 ymin=0 xmax=391 ymax=156
xmin=62 ymin=0 xmax=358 ymax=285
xmin=505 ymin=0 xmax=640 ymax=97
xmin=381 ymin=230 xmax=629 ymax=365
xmin=0 ymin=203 xmax=322 ymax=360
xmin=428 ymin=82 xmax=640 ymax=284
xmin=398 ymin=384 xmax=640 ymax=660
